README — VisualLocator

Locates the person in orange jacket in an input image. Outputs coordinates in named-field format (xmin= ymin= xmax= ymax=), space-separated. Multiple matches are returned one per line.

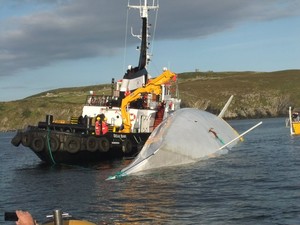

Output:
xmin=101 ymin=117 xmax=108 ymax=135
xmin=95 ymin=116 xmax=101 ymax=135
xmin=95 ymin=114 xmax=108 ymax=135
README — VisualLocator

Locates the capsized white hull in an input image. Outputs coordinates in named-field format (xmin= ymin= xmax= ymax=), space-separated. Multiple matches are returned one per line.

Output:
xmin=107 ymin=108 xmax=241 ymax=179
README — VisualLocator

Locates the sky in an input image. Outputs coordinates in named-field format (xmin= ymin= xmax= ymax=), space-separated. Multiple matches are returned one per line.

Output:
xmin=0 ymin=0 xmax=299 ymax=102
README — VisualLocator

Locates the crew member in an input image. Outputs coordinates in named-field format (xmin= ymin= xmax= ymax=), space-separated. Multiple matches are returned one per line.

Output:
xmin=101 ymin=117 xmax=109 ymax=135
xmin=95 ymin=116 xmax=101 ymax=135
xmin=95 ymin=114 xmax=109 ymax=135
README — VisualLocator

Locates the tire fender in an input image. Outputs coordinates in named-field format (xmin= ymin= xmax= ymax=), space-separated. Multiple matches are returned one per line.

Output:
xmin=122 ymin=139 xmax=133 ymax=154
xmin=99 ymin=137 xmax=110 ymax=152
xmin=21 ymin=133 xmax=32 ymax=147
xmin=86 ymin=136 xmax=99 ymax=152
xmin=65 ymin=137 xmax=81 ymax=153
xmin=31 ymin=136 xmax=45 ymax=152
xmin=47 ymin=135 xmax=60 ymax=152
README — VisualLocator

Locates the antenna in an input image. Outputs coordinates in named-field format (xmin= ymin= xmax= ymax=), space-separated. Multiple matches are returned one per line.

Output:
xmin=128 ymin=0 xmax=159 ymax=69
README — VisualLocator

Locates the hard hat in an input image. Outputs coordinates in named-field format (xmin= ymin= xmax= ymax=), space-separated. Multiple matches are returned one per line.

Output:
xmin=96 ymin=117 xmax=100 ymax=121
xmin=104 ymin=117 xmax=107 ymax=121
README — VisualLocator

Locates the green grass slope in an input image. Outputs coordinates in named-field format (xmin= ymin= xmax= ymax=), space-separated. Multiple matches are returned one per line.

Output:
xmin=0 ymin=70 xmax=299 ymax=131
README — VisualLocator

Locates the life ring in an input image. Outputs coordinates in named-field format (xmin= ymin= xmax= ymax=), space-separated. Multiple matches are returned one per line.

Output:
xmin=130 ymin=113 xmax=136 ymax=121
xmin=31 ymin=136 xmax=45 ymax=152
xmin=21 ymin=133 xmax=32 ymax=147
xmin=86 ymin=136 xmax=98 ymax=152
xmin=99 ymin=137 xmax=110 ymax=152
xmin=64 ymin=137 xmax=81 ymax=153
xmin=122 ymin=139 xmax=133 ymax=154
xmin=47 ymin=135 xmax=60 ymax=152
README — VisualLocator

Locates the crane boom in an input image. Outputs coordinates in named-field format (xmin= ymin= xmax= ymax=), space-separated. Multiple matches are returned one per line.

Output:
xmin=120 ymin=70 xmax=176 ymax=133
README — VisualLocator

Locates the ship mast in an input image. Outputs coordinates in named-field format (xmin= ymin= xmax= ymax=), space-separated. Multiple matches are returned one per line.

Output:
xmin=128 ymin=0 xmax=159 ymax=70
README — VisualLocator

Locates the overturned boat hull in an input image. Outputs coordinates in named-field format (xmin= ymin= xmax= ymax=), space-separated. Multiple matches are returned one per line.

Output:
xmin=107 ymin=108 xmax=242 ymax=179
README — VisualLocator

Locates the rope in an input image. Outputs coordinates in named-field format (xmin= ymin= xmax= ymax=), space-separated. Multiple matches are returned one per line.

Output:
xmin=209 ymin=128 xmax=225 ymax=145
xmin=47 ymin=127 xmax=56 ymax=165
xmin=115 ymin=171 xmax=125 ymax=179
xmin=107 ymin=147 xmax=160 ymax=180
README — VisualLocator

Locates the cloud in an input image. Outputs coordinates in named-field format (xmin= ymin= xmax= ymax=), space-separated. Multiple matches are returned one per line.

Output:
xmin=0 ymin=1 xmax=126 ymax=75
xmin=157 ymin=0 xmax=300 ymax=39
xmin=0 ymin=0 xmax=299 ymax=77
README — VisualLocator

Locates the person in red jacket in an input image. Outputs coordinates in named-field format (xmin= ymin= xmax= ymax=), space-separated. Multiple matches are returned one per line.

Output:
xmin=101 ymin=117 xmax=108 ymax=135
xmin=95 ymin=114 xmax=108 ymax=135
xmin=95 ymin=116 xmax=101 ymax=135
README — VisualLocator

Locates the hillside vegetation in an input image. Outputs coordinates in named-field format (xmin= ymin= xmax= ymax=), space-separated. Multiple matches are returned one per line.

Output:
xmin=1 ymin=70 xmax=299 ymax=131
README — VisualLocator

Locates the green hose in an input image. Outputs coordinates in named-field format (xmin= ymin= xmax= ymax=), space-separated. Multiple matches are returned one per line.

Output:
xmin=47 ymin=127 xmax=56 ymax=165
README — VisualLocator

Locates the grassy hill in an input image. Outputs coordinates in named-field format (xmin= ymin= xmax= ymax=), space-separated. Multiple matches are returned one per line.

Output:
xmin=1 ymin=69 xmax=299 ymax=131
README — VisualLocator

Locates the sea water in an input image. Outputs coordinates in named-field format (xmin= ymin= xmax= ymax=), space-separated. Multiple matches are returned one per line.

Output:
xmin=1 ymin=117 xmax=300 ymax=224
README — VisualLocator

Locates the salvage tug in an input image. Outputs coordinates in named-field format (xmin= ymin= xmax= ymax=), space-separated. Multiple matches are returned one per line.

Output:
xmin=11 ymin=0 xmax=181 ymax=165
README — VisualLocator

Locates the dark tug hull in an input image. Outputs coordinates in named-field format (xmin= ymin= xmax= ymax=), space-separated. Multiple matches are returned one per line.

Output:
xmin=11 ymin=125 xmax=150 ymax=165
